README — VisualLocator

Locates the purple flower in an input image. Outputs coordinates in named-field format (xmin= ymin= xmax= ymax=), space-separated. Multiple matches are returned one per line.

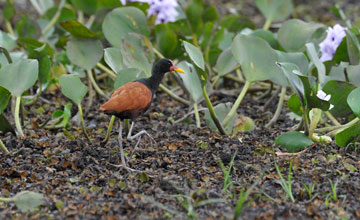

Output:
xmin=120 ymin=0 xmax=179 ymax=24
xmin=319 ymin=24 xmax=346 ymax=62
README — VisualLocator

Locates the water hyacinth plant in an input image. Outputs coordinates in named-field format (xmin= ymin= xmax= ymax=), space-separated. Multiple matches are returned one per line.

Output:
xmin=0 ymin=0 xmax=360 ymax=218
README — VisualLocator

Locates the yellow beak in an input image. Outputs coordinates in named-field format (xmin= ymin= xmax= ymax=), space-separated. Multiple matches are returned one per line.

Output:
xmin=173 ymin=67 xmax=185 ymax=73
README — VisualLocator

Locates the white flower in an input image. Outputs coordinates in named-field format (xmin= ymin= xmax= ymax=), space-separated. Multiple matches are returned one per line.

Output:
xmin=316 ymin=90 xmax=334 ymax=110
xmin=319 ymin=24 xmax=346 ymax=62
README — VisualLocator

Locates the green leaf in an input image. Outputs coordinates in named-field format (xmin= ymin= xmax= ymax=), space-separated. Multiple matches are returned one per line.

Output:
xmin=274 ymin=50 xmax=309 ymax=87
xmin=323 ymin=81 xmax=355 ymax=117
xmin=231 ymin=34 xmax=277 ymax=82
xmin=154 ymin=24 xmax=178 ymax=58
xmin=346 ymin=29 xmax=360 ymax=65
xmin=347 ymin=88 xmax=360 ymax=118
xmin=255 ymin=0 xmax=293 ymax=22
xmin=15 ymin=15 xmax=39 ymax=38
xmin=288 ymin=93 xmax=303 ymax=116
xmin=306 ymin=43 xmax=326 ymax=86
xmin=12 ymin=191 xmax=45 ymax=212
xmin=214 ymin=47 xmax=238 ymax=76
xmin=70 ymin=0 xmax=97 ymax=15
xmin=59 ymin=74 xmax=88 ymax=105
xmin=347 ymin=64 xmax=360 ymax=87
xmin=44 ymin=7 xmax=76 ymax=22
xmin=335 ymin=121 xmax=360 ymax=147
xmin=177 ymin=61 xmax=203 ymax=103
xmin=119 ymin=37 xmax=152 ymax=76
xmin=56 ymin=103 xmax=72 ymax=128
xmin=0 ymin=30 xmax=17 ymax=51
xmin=0 ymin=86 xmax=11 ymax=114
xmin=0 ymin=114 xmax=15 ymax=135
xmin=60 ymin=20 xmax=98 ymax=38
xmin=66 ymin=38 xmax=103 ymax=70
xmin=278 ymin=19 xmax=325 ymax=52
xmin=114 ymin=68 xmax=146 ymax=90
xmin=104 ymin=47 xmax=124 ymax=74
xmin=204 ymin=103 xmax=236 ymax=134
xmin=102 ymin=7 xmax=149 ymax=48
xmin=183 ymin=41 xmax=205 ymax=71
xmin=0 ymin=59 xmax=39 ymax=97
xmin=275 ymin=131 xmax=313 ymax=153
xmin=4 ymin=0 xmax=15 ymax=20
xmin=251 ymin=29 xmax=280 ymax=49
xmin=185 ymin=0 xmax=204 ymax=34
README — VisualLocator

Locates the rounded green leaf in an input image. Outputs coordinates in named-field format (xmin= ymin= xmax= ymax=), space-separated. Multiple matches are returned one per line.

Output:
xmin=347 ymin=87 xmax=360 ymax=118
xmin=114 ymin=68 xmax=146 ymax=90
xmin=183 ymin=41 xmax=205 ymax=71
xmin=323 ymin=81 xmax=355 ymax=117
xmin=255 ymin=0 xmax=293 ymax=22
xmin=59 ymin=74 xmax=88 ymax=105
xmin=70 ymin=0 xmax=97 ymax=15
xmin=275 ymin=131 xmax=313 ymax=153
xmin=0 ymin=59 xmax=38 ymax=97
xmin=177 ymin=61 xmax=203 ymax=103
xmin=278 ymin=19 xmax=325 ymax=52
xmin=231 ymin=34 xmax=277 ymax=82
xmin=154 ymin=24 xmax=178 ymax=58
xmin=215 ymin=47 xmax=238 ymax=76
xmin=66 ymin=38 xmax=103 ymax=70
xmin=335 ymin=121 xmax=360 ymax=147
xmin=102 ymin=7 xmax=149 ymax=47
xmin=288 ymin=93 xmax=302 ymax=116
xmin=0 ymin=30 xmax=17 ymax=51
xmin=104 ymin=47 xmax=124 ymax=74
xmin=347 ymin=64 xmax=360 ymax=87
xmin=12 ymin=191 xmax=45 ymax=212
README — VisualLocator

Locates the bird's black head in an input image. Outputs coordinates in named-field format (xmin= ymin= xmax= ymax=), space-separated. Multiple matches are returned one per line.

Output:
xmin=152 ymin=58 xmax=185 ymax=76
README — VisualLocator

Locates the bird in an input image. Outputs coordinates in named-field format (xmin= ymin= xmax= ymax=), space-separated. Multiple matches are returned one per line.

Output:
xmin=99 ymin=58 xmax=185 ymax=171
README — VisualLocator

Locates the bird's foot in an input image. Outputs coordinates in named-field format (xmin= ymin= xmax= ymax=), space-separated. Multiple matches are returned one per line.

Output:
xmin=107 ymin=162 xmax=141 ymax=172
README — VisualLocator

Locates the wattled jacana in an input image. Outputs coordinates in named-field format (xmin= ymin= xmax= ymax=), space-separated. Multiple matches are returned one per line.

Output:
xmin=99 ymin=58 xmax=185 ymax=171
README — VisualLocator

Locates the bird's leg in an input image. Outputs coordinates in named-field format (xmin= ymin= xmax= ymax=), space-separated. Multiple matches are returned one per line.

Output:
xmin=116 ymin=120 xmax=136 ymax=172
xmin=127 ymin=122 xmax=156 ymax=147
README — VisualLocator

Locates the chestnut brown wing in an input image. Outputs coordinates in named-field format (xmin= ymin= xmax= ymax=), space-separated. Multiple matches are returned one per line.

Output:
xmin=99 ymin=82 xmax=152 ymax=116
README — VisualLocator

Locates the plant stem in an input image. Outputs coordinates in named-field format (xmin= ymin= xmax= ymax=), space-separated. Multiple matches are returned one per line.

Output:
xmin=14 ymin=96 xmax=24 ymax=137
xmin=263 ymin=18 xmax=272 ymax=30
xmin=202 ymin=86 xmax=226 ymax=135
xmin=0 ymin=197 xmax=12 ymax=202
xmin=0 ymin=47 xmax=13 ymax=64
xmin=159 ymin=84 xmax=190 ymax=106
xmin=96 ymin=63 xmax=117 ymax=79
xmin=124 ymin=118 xmax=130 ymax=135
xmin=303 ymin=108 xmax=310 ymax=136
xmin=102 ymin=115 xmax=116 ymax=146
xmin=25 ymin=84 xmax=42 ymax=106
xmin=193 ymin=102 xmax=200 ymax=128
xmin=315 ymin=117 xmax=359 ymax=133
xmin=40 ymin=0 xmax=65 ymax=39
xmin=223 ymin=81 xmax=251 ymax=128
xmin=325 ymin=111 xmax=341 ymax=126
xmin=87 ymin=69 xmax=107 ymax=98
xmin=0 ymin=139 xmax=9 ymax=153
xmin=78 ymin=11 xmax=84 ymax=24
xmin=78 ymin=104 xmax=91 ymax=142
xmin=152 ymin=47 xmax=164 ymax=59
xmin=265 ymin=87 xmax=286 ymax=128
xmin=5 ymin=21 xmax=16 ymax=37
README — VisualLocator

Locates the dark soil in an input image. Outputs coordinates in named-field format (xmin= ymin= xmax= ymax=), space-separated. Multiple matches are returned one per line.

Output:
xmin=1 ymin=80 xmax=360 ymax=219
xmin=1 ymin=0 xmax=360 ymax=219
